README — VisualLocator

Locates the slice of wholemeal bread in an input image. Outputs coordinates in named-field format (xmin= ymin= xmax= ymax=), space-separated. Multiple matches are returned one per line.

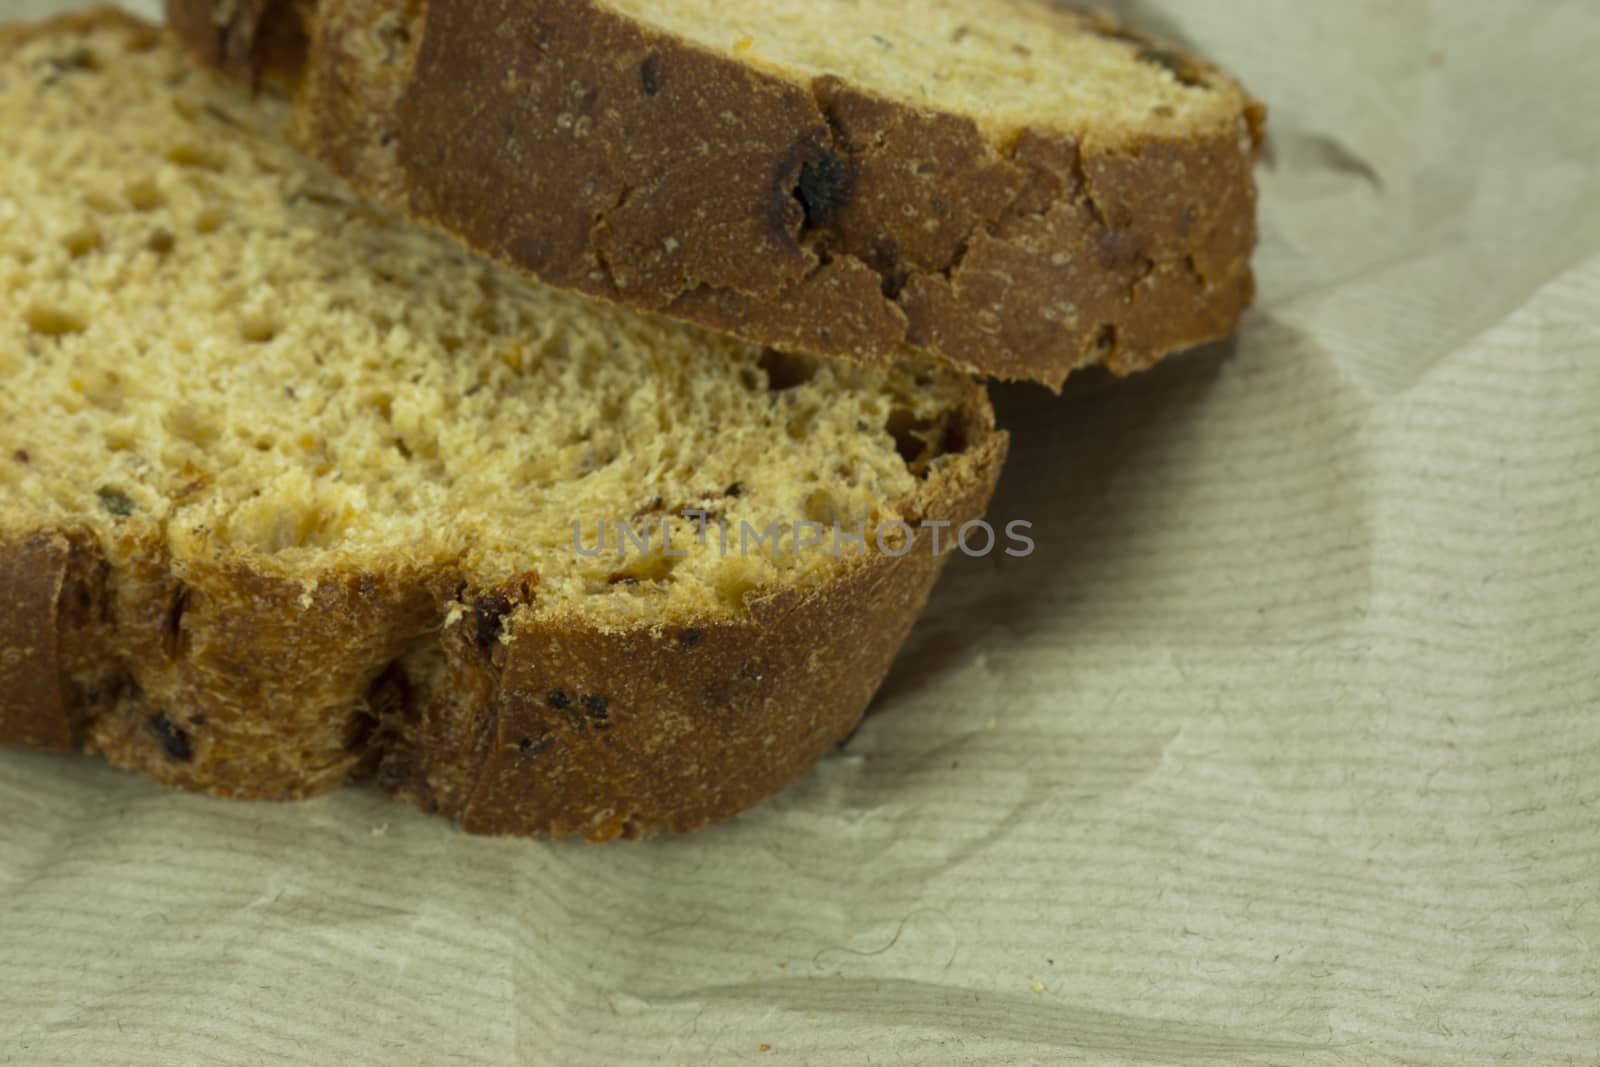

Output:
xmin=166 ymin=0 xmax=1265 ymax=389
xmin=0 ymin=10 xmax=1005 ymax=840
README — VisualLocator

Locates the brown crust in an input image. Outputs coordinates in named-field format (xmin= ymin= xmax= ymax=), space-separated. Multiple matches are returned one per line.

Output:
xmin=1 ymin=8 xmax=1009 ymax=836
xmin=0 ymin=533 xmax=74 ymax=751
xmin=0 ymin=433 xmax=1003 ymax=840
xmin=423 ymin=427 xmax=1006 ymax=840
xmin=164 ymin=0 xmax=1264 ymax=389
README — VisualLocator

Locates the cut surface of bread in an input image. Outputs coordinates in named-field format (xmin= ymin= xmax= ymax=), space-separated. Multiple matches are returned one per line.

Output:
xmin=0 ymin=11 xmax=1005 ymax=839
xmin=607 ymin=0 xmax=1241 ymax=137
xmin=167 ymin=0 xmax=1265 ymax=388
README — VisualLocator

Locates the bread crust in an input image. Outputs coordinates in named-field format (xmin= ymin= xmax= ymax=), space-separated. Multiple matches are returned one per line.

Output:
xmin=1 ymin=432 xmax=1003 ymax=839
xmin=164 ymin=0 xmax=1264 ymax=389
xmin=414 ymin=428 xmax=1006 ymax=839
xmin=0 ymin=533 xmax=74 ymax=752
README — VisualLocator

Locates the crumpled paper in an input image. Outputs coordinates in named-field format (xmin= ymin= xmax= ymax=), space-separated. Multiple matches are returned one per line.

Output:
xmin=2 ymin=1 xmax=1597 ymax=1063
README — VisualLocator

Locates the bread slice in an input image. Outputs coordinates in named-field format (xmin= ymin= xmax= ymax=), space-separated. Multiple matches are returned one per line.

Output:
xmin=165 ymin=0 xmax=1265 ymax=389
xmin=0 ymin=10 xmax=1005 ymax=840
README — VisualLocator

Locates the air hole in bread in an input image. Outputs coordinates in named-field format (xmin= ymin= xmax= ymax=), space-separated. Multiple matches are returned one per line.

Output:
xmin=162 ymin=584 xmax=189 ymax=661
xmin=786 ymin=407 xmax=818 ymax=441
xmin=123 ymin=178 xmax=165 ymax=212
xmin=758 ymin=349 xmax=819 ymax=390
xmin=803 ymin=489 xmax=838 ymax=525
xmin=362 ymin=661 xmax=411 ymax=728
xmin=715 ymin=572 xmax=762 ymax=611
xmin=25 ymin=304 xmax=87 ymax=336
xmin=165 ymin=407 xmax=222 ymax=448
xmin=240 ymin=314 xmax=280 ymax=343
xmin=342 ymin=709 xmax=380 ymax=755
xmin=940 ymin=414 xmax=970 ymax=459
xmin=83 ymin=190 xmax=121 ymax=214
xmin=609 ymin=551 xmax=681 ymax=588
xmin=887 ymin=407 xmax=933 ymax=470
xmin=367 ymin=393 xmax=394 ymax=421
xmin=83 ymin=371 xmax=124 ymax=412
xmin=61 ymin=227 xmax=103 ymax=258
xmin=194 ymin=206 xmax=228 ymax=233
xmin=166 ymin=143 xmax=223 ymax=170
xmin=221 ymin=494 xmax=352 ymax=552
xmin=41 ymin=46 xmax=100 ymax=76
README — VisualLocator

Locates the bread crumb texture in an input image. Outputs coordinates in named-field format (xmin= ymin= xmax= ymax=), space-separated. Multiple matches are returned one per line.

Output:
xmin=0 ymin=20 xmax=981 ymax=621
xmin=606 ymin=0 xmax=1248 ymax=141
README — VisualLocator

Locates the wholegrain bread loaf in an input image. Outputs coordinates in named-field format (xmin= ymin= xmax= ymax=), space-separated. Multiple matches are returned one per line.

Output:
xmin=0 ymin=10 xmax=1005 ymax=840
xmin=167 ymin=0 xmax=1265 ymax=389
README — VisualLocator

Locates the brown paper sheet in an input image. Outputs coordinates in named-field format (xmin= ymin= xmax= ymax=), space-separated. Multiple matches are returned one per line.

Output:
xmin=3 ymin=1 xmax=1598 ymax=1062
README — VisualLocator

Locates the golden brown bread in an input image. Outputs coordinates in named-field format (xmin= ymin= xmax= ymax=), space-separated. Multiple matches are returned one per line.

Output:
xmin=0 ymin=9 xmax=1006 ymax=840
xmin=166 ymin=0 xmax=1265 ymax=389
xmin=1 ymin=462 xmax=1000 ymax=839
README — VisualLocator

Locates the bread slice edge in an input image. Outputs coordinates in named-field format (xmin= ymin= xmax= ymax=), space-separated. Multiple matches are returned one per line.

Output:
xmin=165 ymin=0 xmax=1265 ymax=389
